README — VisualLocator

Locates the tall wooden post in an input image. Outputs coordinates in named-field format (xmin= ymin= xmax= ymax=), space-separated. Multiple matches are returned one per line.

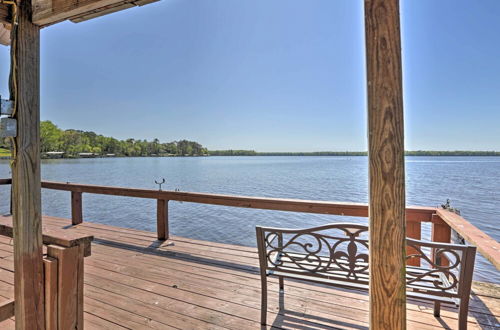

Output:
xmin=11 ymin=0 xmax=45 ymax=328
xmin=364 ymin=0 xmax=406 ymax=329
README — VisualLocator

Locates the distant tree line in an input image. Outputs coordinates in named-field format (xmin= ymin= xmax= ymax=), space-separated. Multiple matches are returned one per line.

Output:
xmin=256 ymin=151 xmax=367 ymax=156
xmin=1 ymin=121 xmax=208 ymax=158
xmin=208 ymin=150 xmax=258 ymax=156
xmin=208 ymin=150 xmax=500 ymax=156
xmin=1 ymin=122 xmax=499 ymax=159
xmin=404 ymin=150 xmax=500 ymax=156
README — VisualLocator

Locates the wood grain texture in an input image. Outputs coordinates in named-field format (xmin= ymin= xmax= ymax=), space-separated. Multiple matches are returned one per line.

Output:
xmin=71 ymin=191 xmax=83 ymax=225
xmin=47 ymin=244 xmax=85 ymax=330
xmin=0 ymin=215 xmax=498 ymax=329
xmin=156 ymin=199 xmax=168 ymax=240
xmin=10 ymin=0 xmax=45 ymax=328
xmin=43 ymin=257 xmax=58 ymax=330
xmin=364 ymin=0 xmax=406 ymax=328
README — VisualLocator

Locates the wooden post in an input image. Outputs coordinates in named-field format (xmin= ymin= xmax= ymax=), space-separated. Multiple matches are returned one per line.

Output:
xmin=43 ymin=257 xmax=58 ymax=330
xmin=364 ymin=0 xmax=406 ymax=329
xmin=10 ymin=0 xmax=45 ymax=328
xmin=71 ymin=191 xmax=83 ymax=225
xmin=47 ymin=244 xmax=85 ymax=330
xmin=157 ymin=199 xmax=169 ymax=240
xmin=406 ymin=222 xmax=421 ymax=266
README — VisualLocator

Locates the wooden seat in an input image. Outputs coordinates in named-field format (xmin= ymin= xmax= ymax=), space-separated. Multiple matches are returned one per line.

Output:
xmin=256 ymin=223 xmax=477 ymax=329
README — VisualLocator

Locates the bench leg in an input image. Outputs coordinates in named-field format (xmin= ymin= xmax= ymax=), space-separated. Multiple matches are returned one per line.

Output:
xmin=279 ymin=276 xmax=284 ymax=292
xmin=261 ymin=275 xmax=267 ymax=326
xmin=458 ymin=297 xmax=470 ymax=330
xmin=433 ymin=301 xmax=441 ymax=317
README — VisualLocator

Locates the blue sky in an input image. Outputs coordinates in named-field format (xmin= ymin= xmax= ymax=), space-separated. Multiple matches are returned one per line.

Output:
xmin=0 ymin=0 xmax=499 ymax=151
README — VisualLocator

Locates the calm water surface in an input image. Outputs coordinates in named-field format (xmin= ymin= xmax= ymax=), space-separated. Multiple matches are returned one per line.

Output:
xmin=0 ymin=156 xmax=498 ymax=283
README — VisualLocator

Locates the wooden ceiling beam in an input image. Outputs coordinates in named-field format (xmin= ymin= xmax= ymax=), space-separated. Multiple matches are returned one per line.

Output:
xmin=32 ymin=0 xmax=159 ymax=27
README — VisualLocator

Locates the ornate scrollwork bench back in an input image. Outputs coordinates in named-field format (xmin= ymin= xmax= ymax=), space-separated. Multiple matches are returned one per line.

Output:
xmin=256 ymin=223 xmax=476 ymax=329
xmin=256 ymin=223 xmax=370 ymax=286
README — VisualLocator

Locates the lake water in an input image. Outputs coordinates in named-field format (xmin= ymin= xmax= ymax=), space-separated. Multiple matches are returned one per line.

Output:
xmin=0 ymin=156 xmax=498 ymax=283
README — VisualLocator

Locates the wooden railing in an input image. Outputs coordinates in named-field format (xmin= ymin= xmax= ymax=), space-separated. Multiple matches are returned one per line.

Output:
xmin=0 ymin=178 xmax=498 ymax=270
xmin=0 ymin=215 xmax=93 ymax=328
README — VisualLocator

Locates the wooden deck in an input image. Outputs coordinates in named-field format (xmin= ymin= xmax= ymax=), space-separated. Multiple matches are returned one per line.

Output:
xmin=0 ymin=215 xmax=498 ymax=329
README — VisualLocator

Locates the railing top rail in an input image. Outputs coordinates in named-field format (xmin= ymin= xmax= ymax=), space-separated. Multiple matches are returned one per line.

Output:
xmin=37 ymin=180 xmax=436 ymax=221
xmin=0 ymin=178 xmax=436 ymax=220
xmin=2 ymin=177 xmax=497 ymax=270
xmin=0 ymin=178 xmax=11 ymax=185
xmin=436 ymin=209 xmax=500 ymax=270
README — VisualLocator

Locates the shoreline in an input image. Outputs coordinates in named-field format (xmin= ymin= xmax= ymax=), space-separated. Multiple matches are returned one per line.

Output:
xmin=1 ymin=154 xmax=500 ymax=160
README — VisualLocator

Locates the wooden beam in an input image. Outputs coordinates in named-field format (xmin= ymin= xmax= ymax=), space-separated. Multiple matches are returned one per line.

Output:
xmin=32 ymin=0 xmax=159 ymax=27
xmin=364 ymin=0 xmax=406 ymax=329
xmin=11 ymin=0 xmax=45 ymax=328
xmin=0 ymin=299 xmax=15 ymax=322
xmin=37 ymin=180 xmax=437 ymax=221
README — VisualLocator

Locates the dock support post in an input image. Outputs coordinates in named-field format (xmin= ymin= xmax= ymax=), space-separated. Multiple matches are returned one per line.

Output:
xmin=364 ymin=0 xmax=407 ymax=328
xmin=157 ymin=199 xmax=169 ymax=240
xmin=71 ymin=191 xmax=83 ymax=225
xmin=11 ymin=0 xmax=45 ymax=328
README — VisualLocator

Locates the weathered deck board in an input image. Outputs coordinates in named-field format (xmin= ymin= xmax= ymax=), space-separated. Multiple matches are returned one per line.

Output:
xmin=0 ymin=215 xmax=498 ymax=329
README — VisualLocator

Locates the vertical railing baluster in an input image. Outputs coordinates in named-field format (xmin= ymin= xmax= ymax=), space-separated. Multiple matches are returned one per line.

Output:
xmin=71 ymin=191 xmax=83 ymax=225
xmin=431 ymin=214 xmax=451 ymax=266
xmin=157 ymin=199 xmax=169 ymax=240
xmin=406 ymin=221 xmax=422 ymax=266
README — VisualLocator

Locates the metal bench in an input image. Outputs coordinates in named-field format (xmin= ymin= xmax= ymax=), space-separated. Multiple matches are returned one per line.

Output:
xmin=256 ymin=223 xmax=476 ymax=329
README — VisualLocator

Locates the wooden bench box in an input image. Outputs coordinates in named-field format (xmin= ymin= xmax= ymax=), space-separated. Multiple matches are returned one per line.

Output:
xmin=256 ymin=223 xmax=476 ymax=329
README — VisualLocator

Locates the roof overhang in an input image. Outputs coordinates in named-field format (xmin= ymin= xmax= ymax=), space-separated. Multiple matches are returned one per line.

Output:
xmin=33 ymin=0 xmax=160 ymax=27
xmin=0 ymin=24 xmax=9 ymax=46
xmin=0 ymin=0 xmax=160 ymax=44
xmin=0 ymin=4 xmax=9 ymax=45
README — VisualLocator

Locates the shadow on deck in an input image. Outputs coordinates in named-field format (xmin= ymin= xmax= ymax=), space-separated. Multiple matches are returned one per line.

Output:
xmin=0 ymin=215 xmax=498 ymax=329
